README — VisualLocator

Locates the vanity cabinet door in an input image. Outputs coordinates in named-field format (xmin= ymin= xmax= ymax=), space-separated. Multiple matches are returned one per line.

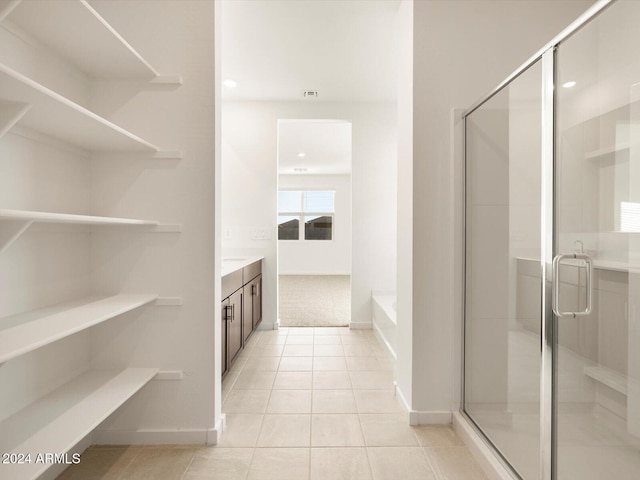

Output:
xmin=221 ymin=298 xmax=228 ymax=376
xmin=243 ymin=282 xmax=254 ymax=343
xmin=253 ymin=275 xmax=262 ymax=329
xmin=227 ymin=289 xmax=243 ymax=364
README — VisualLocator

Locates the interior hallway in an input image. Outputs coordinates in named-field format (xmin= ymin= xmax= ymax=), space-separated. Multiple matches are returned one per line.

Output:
xmin=58 ymin=327 xmax=487 ymax=480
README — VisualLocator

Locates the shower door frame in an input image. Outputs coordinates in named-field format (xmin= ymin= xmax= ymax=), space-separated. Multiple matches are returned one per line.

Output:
xmin=460 ymin=1 xmax=615 ymax=479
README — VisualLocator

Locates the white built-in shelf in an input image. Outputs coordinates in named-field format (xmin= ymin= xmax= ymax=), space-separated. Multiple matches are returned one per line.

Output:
xmin=584 ymin=365 xmax=628 ymax=396
xmin=0 ymin=209 xmax=181 ymax=253
xmin=0 ymin=368 xmax=157 ymax=480
xmin=0 ymin=63 xmax=163 ymax=152
xmin=0 ymin=294 xmax=158 ymax=365
xmin=0 ymin=209 xmax=159 ymax=226
xmin=1 ymin=0 xmax=181 ymax=82
xmin=584 ymin=143 xmax=630 ymax=161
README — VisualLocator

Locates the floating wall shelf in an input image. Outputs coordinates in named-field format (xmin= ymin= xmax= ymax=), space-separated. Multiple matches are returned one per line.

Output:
xmin=0 ymin=294 xmax=158 ymax=365
xmin=1 ymin=0 xmax=181 ymax=83
xmin=584 ymin=365 xmax=628 ymax=396
xmin=0 ymin=368 xmax=158 ymax=480
xmin=0 ymin=63 xmax=170 ymax=152
xmin=0 ymin=209 xmax=181 ymax=253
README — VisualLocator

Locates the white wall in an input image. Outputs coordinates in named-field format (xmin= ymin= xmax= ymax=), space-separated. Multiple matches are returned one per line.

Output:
xmin=222 ymin=101 xmax=396 ymax=328
xmin=0 ymin=0 xmax=218 ymax=444
xmin=399 ymin=0 xmax=595 ymax=420
xmin=278 ymin=174 xmax=351 ymax=275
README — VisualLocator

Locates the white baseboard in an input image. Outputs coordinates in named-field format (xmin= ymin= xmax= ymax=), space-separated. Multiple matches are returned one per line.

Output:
xmin=349 ymin=322 xmax=372 ymax=330
xmin=93 ymin=426 xmax=221 ymax=446
xmin=453 ymin=411 xmax=517 ymax=480
xmin=207 ymin=413 xmax=226 ymax=445
xmin=395 ymin=385 xmax=451 ymax=425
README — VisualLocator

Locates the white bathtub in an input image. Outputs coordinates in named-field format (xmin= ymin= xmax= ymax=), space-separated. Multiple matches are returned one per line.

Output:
xmin=372 ymin=293 xmax=396 ymax=360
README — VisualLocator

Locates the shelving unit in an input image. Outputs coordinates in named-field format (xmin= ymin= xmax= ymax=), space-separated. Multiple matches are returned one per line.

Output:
xmin=0 ymin=63 xmax=162 ymax=152
xmin=584 ymin=143 xmax=629 ymax=161
xmin=0 ymin=295 xmax=158 ymax=365
xmin=0 ymin=368 xmax=158 ymax=480
xmin=0 ymin=0 xmax=188 ymax=467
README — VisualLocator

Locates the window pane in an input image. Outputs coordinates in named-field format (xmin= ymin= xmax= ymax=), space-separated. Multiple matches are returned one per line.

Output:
xmin=304 ymin=215 xmax=332 ymax=240
xmin=278 ymin=216 xmax=299 ymax=240
xmin=278 ymin=191 xmax=302 ymax=212
xmin=303 ymin=191 xmax=335 ymax=213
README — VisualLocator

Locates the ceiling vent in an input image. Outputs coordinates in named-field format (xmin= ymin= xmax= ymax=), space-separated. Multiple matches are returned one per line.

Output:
xmin=303 ymin=90 xmax=319 ymax=99
xmin=293 ymin=167 xmax=308 ymax=173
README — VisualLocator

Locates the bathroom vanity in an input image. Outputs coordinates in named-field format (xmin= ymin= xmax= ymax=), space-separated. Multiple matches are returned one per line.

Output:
xmin=221 ymin=257 xmax=263 ymax=376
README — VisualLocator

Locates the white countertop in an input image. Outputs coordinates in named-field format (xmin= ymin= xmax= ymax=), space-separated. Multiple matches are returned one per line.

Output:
xmin=221 ymin=256 xmax=263 ymax=276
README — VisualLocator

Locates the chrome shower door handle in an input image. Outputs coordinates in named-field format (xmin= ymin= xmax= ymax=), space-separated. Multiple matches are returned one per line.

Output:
xmin=552 ymin=253 xmax=593 ymax=318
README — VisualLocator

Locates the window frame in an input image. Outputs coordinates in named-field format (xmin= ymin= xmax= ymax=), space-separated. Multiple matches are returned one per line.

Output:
xmin=277 ymin=189 xmax=335 ymax=242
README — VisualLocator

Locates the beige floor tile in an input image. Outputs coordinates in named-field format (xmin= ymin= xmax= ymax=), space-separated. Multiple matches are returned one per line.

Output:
xmin=312 ymin=371 xmax=352 ymax=389
xmin=233 ymin=370 xmax=277 ymax=390
xmin=315 ymin=327 xmax=345 ymax=335
xmin=279 ymin=356 xmax=313 ymax=371
xmin=257 ymin=414 xmax=311 ymax=447
xmin=346 ymin=356 xmax=382 ymax=371
xmin=314 ymin=345 xmax=345 ymax=356
xmin=248 ymin=448 xmax=310 ymax=480
xmin=183 ymin=448 xmax=253 ymax=479
xmin=273 ymin=371 xmax=313 ymax=389
xmin=288 ymin=328 xmax=315 ymax=336
xmin=360 ymin=414 xmax=419 ymax=446
xmin=286 ymin=335 xmax=314 ymax=345
xmin=354 ymin=390 xmax=405 ymax=413
xmin=313 ymin=356 xmax=347 ymax=371
xmin=56 ymin=446 xmax=141 ymax=480
xmin=311 ymin=414 xmax=365 ymax=446
xmin=250 ymin=345 xmax=284 ymax=357
xmin=367 ymin=447 xmax=436 ymax=480
xmin=242 ymin=356 xmax=281 ymax=371
xmin=343 ymin=343 xmax=376 ymax=356
xmin=258 ymin=335 xmax=288 ymax=345
xmin=412 ymin=425 xmax=464 ymax=447
xmin=424 ymin=446 xmax=488 ymax=480
xmin=267 ymin=390 xmax=312 ymax=413
xmin=350 ymin=371 xmax=394 ymax=389
xmin=222 ymin=389 xmax=270 ymax=413
xmin=310 ymin=448 xmax=372 ymax=480
xmin=313 ymin=335 xmax=341 ymax=345
xmin=217 ymin=414 xmax=263 ymax=447
xmin=114 ymin=446 xmax=197 ymax=480
xmin=312 ymin=390 xmax=357 ymax=413
xmin=283 ymin=344 xmax=314 ymax=357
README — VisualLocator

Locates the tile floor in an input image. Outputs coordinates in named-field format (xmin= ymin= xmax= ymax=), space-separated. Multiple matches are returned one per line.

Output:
xmin=57 ymin=327 xmax=487 ymax=480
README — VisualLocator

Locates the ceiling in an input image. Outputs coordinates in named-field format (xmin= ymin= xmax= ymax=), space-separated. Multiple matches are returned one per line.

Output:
xmin=221 ymin=0 xmax=400 ymax=102
xmin=278 ymin=120 xmax=352 ymax=175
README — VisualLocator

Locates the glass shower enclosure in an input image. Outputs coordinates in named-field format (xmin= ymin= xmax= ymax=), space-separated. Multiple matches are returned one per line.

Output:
xmin=462 ymin=1 xmax=640 ymax=478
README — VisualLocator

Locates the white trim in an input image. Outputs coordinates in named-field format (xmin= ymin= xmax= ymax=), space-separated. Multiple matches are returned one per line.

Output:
xmin=93 ymin=426 xmax=221 ymax=445
xmin=206 ymin=413 xmax=226 ymax=445
xmin=409 ymin=410 xmax=452 ymax=426
xmin=348 ymin=322 xmax=372 ymax=330
xmin=453 ymin=412 xmax=517 ymax=480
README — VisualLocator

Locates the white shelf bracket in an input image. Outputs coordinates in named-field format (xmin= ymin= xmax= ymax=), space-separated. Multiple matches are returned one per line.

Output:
xmin=0 ymin=219 xmax=32 ymax=254
xmin=151 ymin=75 xmax=183 ymax=86
xmin=0 ymin=101 xmax=31 ymax=138
xmin=0 ymin=0 xmax=21 ymax=23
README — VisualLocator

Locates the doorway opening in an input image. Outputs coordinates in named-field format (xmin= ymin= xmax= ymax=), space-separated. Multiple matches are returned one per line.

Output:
xmin=276 ymin=119 xmax=352 ymax=327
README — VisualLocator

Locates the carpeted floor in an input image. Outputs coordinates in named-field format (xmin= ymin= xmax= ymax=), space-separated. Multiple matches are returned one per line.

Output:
xmin=278 ymin=275 xmax=351 ymax=327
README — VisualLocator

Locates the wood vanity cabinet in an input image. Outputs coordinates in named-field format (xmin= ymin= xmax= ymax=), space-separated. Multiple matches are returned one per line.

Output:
xmin=221 ymin=259 xmax=262 ymax=377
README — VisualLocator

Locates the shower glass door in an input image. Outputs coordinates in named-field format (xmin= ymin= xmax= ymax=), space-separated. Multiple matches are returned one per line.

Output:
xmin=464 ymin=59 xmax=543 ymax=480
xmin=555 ymin=1 xmax=640 ymax=478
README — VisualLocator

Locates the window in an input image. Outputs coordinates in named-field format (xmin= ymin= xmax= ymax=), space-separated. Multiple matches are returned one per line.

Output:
xmin=278 ymin=190 xmax=335 ymax=240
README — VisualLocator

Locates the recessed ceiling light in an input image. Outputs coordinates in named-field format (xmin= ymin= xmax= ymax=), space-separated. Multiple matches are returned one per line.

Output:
xmin=562 ymin=81 xmax=576 ymax=88
xmin=223 ymin=79 xmax=237 ymax=88
xmin=297 ymin=152 xmax=306 ymax=158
